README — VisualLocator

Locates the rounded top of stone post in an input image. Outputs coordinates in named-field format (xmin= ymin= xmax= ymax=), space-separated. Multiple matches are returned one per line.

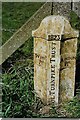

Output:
xmin=32 ymin=15 xmax=79 ymax=40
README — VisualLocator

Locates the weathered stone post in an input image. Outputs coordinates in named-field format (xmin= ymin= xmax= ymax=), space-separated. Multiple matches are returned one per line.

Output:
xmin=32 ymin=15 xmax=79 ymax=105
xmin=59 ymin=18 xmax=79 ymax=103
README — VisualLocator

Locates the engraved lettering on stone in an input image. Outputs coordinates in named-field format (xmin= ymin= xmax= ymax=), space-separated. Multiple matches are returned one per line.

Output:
xmin=48 ymin=35 xmax=59 ymax=103
xmin=48 ymin=35 xmax=60 ymax=41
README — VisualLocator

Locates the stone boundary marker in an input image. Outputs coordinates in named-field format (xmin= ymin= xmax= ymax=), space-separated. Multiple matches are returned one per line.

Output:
xmin=1 ymin=2 xmax=80 ymax=65
xmin=32 ymin=15 xmax=79 ymax=104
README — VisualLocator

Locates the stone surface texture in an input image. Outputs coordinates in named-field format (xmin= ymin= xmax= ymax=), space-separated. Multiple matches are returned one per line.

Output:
xmin=52 ymin=2 xmax=71 ymax=20
xmin=32 ymin=15 xmax=79 ymax=105
xmin=73 ymin=2 xmax=80 ymax=17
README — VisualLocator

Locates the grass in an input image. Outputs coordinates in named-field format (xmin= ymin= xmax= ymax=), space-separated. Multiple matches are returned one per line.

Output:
xmin=2 ymin=2 xmax=44 ymax=44
xmin=2 ymin=3 xmax=44 ymax=117
xmin=63 ymin=97 xmax=80 ymax=118
xmin=1 ymin=3 xmax=80 ymax=118
xmin=2 ymin=59 xmax=34 ymax=117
